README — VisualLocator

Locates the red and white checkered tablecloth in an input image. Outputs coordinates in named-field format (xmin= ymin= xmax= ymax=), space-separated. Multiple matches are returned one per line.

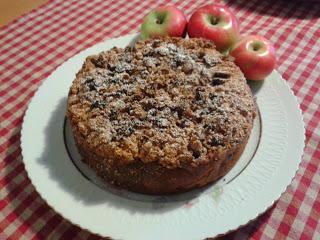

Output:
xmin=0 ymin=0 xmax=319 ymax=239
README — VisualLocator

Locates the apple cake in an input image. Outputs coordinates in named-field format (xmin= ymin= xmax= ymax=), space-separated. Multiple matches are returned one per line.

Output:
xmin=67 ymin=37 xmax=257 ymax=194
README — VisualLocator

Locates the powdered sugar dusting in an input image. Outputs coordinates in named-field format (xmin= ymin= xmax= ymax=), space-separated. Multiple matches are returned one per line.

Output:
xmin=67 ymin=38 xmax=256 ymax=167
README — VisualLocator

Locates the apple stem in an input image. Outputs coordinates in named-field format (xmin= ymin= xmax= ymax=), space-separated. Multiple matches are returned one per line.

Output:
xmin=155 ymin=13 xmax=167 ymax=25
xmin=156 ymin=18 xmax=163 ymax=24
xmin=208 ymin=15 xmax=219 ymax=25
xmin=252 ymin=43 xmax=261 ymax=51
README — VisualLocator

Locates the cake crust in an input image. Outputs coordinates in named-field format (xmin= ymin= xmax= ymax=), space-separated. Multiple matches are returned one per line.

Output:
xmin=67 ymin=37 xmax=256 ymax=194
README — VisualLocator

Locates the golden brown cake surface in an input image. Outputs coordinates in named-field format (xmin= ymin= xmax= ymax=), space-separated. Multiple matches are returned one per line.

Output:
xmin=67 ymin=37 xmax=256 ymax=194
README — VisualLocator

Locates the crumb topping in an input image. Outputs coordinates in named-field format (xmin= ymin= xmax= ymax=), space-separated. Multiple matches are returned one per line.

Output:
xmin=67 ymin=37 xmax=256 ymax=168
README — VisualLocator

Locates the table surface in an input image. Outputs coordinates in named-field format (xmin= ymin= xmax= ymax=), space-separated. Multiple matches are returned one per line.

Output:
xmin=0 ymin=0 xmax=319 ymax=239
xmin=0 ymin=0 xmax=48 ymax=27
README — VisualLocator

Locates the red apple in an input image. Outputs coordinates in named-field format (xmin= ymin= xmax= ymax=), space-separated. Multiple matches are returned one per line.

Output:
xmin=229 ymin=35 xmax=276 ymax=81
xmin=187 ymin=4 xmax=239 ymax=52
xmin=141 ymin=6 xmax=187 ymax=39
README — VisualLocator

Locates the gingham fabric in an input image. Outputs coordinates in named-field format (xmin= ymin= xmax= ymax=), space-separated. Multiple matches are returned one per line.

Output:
xmin=0 ymin=0 xmax=319 ymax=239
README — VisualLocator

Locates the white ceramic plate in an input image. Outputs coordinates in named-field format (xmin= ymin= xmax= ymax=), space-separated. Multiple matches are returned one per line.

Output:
xmin=21 ymin=33 xmax=305 ymax=240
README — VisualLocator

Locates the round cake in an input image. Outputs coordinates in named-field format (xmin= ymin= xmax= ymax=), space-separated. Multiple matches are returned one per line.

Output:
xmin=67 ymin=37 xmax=257 ymax=194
